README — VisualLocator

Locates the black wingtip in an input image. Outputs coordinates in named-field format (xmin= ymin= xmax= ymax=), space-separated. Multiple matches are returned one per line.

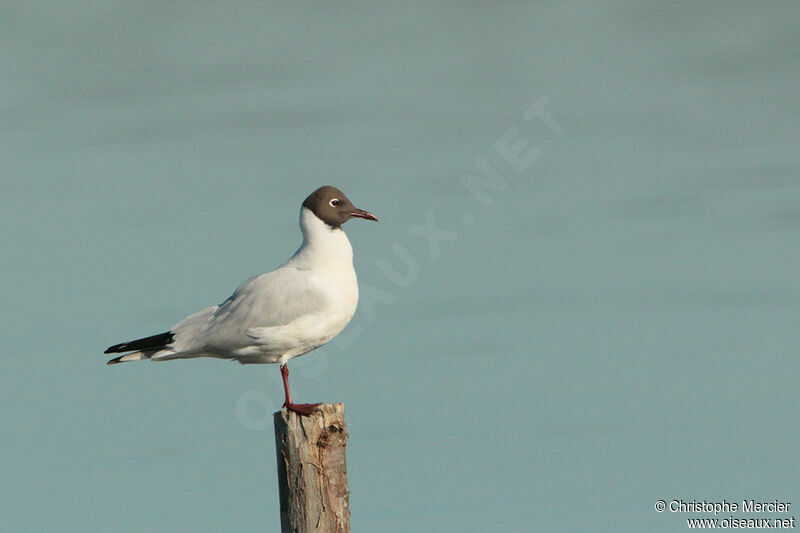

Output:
xmin=106 ymin=356 xmax=124 ymax=365
xmin=104 ymin=344 xmax=125 ymax=354
xmin=104 ymin=332 xmax=174 ymax=354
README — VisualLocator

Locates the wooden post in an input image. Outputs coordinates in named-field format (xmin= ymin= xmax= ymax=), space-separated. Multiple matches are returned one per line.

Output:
xmin=273 ymin=403 xmax=350 ymax=533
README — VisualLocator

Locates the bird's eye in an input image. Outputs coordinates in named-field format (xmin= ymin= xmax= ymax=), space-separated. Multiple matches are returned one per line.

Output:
xmin=329 ymin=199 xmax=341 ymax=207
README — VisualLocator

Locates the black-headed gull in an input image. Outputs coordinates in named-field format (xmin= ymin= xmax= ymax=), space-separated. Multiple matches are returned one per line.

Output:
xmin=105 ymin=186 xmax=377 ymax=415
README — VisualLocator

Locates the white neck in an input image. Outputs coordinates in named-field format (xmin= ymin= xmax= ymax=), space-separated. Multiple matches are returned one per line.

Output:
xmin=287 ymin=207 xmax=353 ymax=268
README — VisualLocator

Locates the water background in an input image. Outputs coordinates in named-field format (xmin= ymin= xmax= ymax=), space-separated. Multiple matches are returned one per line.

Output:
xmin=2 ymin=2 xmax=799 ymax=531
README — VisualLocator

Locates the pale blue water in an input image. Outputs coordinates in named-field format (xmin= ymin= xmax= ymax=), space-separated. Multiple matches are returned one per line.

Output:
xmin=2 ymin=2 xmax=799 ymax=532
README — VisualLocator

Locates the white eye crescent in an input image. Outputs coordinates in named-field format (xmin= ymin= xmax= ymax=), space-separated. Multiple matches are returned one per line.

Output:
xmin=329 ymin=198 xmax=341 ymax=207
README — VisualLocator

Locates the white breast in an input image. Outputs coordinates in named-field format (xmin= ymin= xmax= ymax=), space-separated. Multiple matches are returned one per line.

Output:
xmin=274 ymin=207 xmax=360 ymax=360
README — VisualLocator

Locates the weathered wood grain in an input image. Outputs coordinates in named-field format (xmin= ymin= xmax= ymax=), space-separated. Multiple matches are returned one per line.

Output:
xmin=274 ymin=403 xmax=350 ymax=533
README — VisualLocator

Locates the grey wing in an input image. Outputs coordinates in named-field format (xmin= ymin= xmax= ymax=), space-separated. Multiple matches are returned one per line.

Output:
xmin=166 ymin=269 xmax=326 ymax=357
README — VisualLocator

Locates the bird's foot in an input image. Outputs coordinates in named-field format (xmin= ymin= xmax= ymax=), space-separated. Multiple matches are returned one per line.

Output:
xmin=283 ymin=402 xmax=322 ymax=416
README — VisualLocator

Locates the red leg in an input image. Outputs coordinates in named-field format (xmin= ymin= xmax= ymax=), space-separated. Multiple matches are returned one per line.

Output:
xmin=280 ymin=363 xmax=321 ymax=416
xmin=280 ymin=363 xmax=292 ymax=405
